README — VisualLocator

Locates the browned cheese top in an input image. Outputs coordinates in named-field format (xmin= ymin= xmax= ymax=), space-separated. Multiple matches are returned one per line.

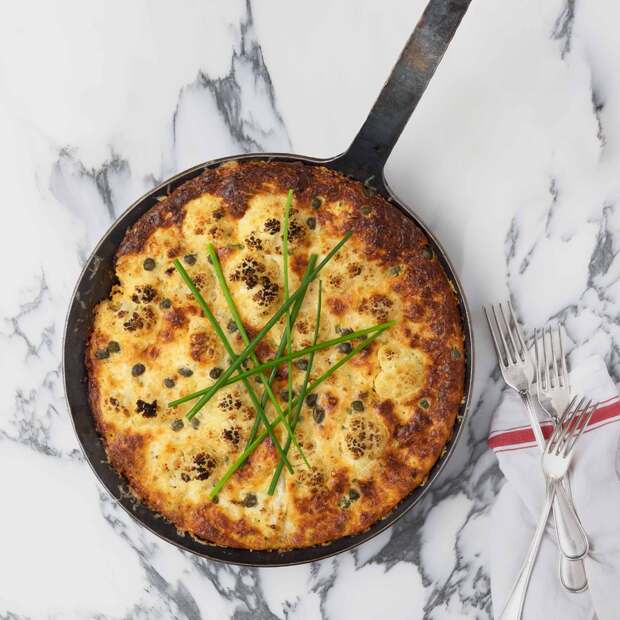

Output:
xmin=87 ymin=160 xmax=465 ymax=550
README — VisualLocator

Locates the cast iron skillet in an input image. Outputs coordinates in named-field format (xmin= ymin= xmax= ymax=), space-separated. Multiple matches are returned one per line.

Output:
xmin=64 ymin=0 xmax=474 ymax=566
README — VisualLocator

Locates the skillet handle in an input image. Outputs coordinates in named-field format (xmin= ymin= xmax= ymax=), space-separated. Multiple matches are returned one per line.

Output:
xmin=333 ymin=0 xmax=472 ymax=184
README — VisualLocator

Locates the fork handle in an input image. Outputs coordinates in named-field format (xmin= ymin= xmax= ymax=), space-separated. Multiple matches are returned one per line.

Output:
xmin=518 ymin=390 xmax=546 ymax=449
xmin=553 ymin=481 xmax=589 ymax=560
xmin=518 ymin=390 xmax=589 ymax=560
xmin=499 ymin=483 xmax=554 ymax=620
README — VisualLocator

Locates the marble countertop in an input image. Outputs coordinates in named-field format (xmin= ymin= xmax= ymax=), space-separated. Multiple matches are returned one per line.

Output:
xmin=2 ymin=0 xmax=618 ymax=617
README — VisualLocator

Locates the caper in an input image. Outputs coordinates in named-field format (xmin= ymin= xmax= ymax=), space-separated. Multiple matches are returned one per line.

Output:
xmin=450 ymin=347 xmax=461 ymax=360
xmin=131 ymin=363 xmax=145 ymax=377
xmin=312 ymin=407 xmax=325 ymax=424
xmin=419 ymin=398 xmax=430 ymax=409
xmin=107 ymin=341 xmax=120 ymax=353
xmin=351 ymin=400 xmax=364 ymax=412
xmin=306 ymin=217 xmax=316 ymax=230
xmin=191 ymin=417 xmax=200 ymax=429
xmin=211 ymin=495 xmax=219 ymax=504
xmin=181 ymin=472 xmax=190 ymax=482
xmin=422 ymin=245 xmax=434 ymax=259
xmin=171 ymin=419 xmax=184 ymax=432
xmin=338 ymin=342 xmax=353 ymax=354
xmin=95 ymin=348 xmax=110 ymax=360
xmin=159 ymin=298 xmax=172 ymax=309
xmin=178 ymin=367 xmax=193 ymax=377
xmin=227 ymin=320 xmax=238 ymax=333
xmin=210 ymin=367 xmax=223 ymax=379
xmin=390 ymin=265 xmax=401 ymax=276
xmin=295 ymin=359 xmax=309 ymax=371
xmin=348 ymin=489 xmax=360 ymax=501
xmin=339 ymin=496 xmax=351 ymax=509
xmin=360 ymin=206 xmax=372 ymax=215
xmin=280 ymin=388 xmax=295 ymax=401
xmin=311 ymin=197 xmax=321 ymax=210
xmin=305 ymin=393 xmax=318 ymax=407
xmin=143 ymin=257 xmax=156 ymax=271
xmin=164 ymin=377 xmax=175 ymax=389
xmin=183 ymin=254 xmax=197 ymax=265
xmin=243 ymin=493 xmax=258 ymax=507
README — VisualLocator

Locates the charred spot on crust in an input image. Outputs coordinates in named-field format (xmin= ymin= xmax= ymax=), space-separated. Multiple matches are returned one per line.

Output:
xmin=165 ymin=308 xmax=186 ymax=328
xmin=348 ymin=263 xmax=362 ymax=277
xmin=222 ymin=427 xmax=241 ymax=446
xmin=296 ymin=467 xmax=325 ymax=491
xmin=193 ymin=452 xmax=217 ymax=480
xmin=230 ymin=257 xmax=263 ymax=290
xmin=131 ymin=285 xmax=157 ymax=304
xmin=264 ymin=218 xmax=280 ymax=235
xmin=136 ymin=399 xmax=158 ymax=418
xmin=327 ymin=297 xmax=346 ymax=316
xmin=218 ymin=393 xmax=242 ymax=412
xmin=345 ymin=416 xmax=382 ymax=459
xmin=287 ymin=220 xmax=305 ymax=243
xmin=123 ymin=312 xmax=144 ymax=332
xmin=190 ymin=331 xmax=216 ymax=362
xmin=360 ymin=294 xmax=393 ymax=322
xmin=245 ymin=232 xmax=263 ymax=250
xmin=252 ymin=275 xmax=279 ymax=307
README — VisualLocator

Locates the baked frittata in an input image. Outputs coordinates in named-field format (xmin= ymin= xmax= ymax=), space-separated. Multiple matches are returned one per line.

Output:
xmin=87 ymin=160 xmax=465 ymax=549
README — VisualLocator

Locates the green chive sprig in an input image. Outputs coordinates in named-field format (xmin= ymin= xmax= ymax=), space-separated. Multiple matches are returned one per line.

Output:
xmin=184 ymin=231 xmax=353 ymax=420
xmin=172 ymin=259 xmax=293 ymax=473
xmin=205 ymin=242 xmax=309 ymax=468
xmin=244 ymin=255 xmax=317 ymax=448
xmin=282 ymin=190 xmax=296 ymax=468
xmin=268 ymin=280 xmax=322 ymax=495
xmin=209 ymin=324 xmax=390 ymax=499
xmin=167 ymin=320 xmax=394 ymax=408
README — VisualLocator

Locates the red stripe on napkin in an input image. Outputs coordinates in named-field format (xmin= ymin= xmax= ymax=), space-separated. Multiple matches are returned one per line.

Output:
xmin=488 ymin=398 xmax=620 ymax=452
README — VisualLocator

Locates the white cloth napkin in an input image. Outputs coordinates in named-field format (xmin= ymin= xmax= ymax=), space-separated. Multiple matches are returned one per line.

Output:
xmin=488 ymin=355 xmax=620 ymax=620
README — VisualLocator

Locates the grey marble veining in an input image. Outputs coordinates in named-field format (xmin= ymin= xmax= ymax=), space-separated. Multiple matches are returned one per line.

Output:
xmin=1 ymin=0 xmax=620 ymax=617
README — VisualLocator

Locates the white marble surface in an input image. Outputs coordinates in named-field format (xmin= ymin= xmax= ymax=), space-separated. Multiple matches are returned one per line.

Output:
xmin=1 ymin=0 xmax=619 ymax=617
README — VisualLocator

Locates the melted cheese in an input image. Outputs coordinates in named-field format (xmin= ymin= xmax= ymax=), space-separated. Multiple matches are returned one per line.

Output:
xmin=88 ymin=161 xmax=464 ymax=550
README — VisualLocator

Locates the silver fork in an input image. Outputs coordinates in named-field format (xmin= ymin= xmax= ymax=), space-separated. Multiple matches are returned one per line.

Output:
xmin=535 ymin=325 xmax=589 ymax=591
xmin=484 ymin=302 xmax=586 ymax=565
xmin=499 ymin=396 xmax=595 ymax=620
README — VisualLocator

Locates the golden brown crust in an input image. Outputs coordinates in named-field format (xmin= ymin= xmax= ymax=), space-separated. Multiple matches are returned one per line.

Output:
xmin=87 ymin=160 xmax=465 ymax=550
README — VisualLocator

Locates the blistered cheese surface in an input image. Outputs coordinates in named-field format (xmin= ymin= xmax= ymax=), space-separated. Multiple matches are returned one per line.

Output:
xmin=87 ymin=161 xmax=465 ymax=549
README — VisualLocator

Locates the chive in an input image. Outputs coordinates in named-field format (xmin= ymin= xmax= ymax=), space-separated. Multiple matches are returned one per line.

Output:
xmin=184 ymin=231 xmax=353 ymax=420
xmin=208 ymin=325 xmax=390 ymax=498
xmin=206 ymin=242 xmax=309 ymax=468
xmin=167 ymin=320 xmax=394 ymax=407
xmin=173 ymin=259 xmax=294 ymax=473
xmin=245 ymin=255 xmax=317 ymax=448
xmin=282 ymin=190 xmax=296 ymax=469
xmin=268 ymin=280 xmax=322 ymax=494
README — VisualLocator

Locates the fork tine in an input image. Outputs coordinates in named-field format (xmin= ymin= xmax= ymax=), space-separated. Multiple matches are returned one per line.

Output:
xmin=548 ymin=394 xmax=579 ymax=451
xmin=542 ymin=326 xmax=551 ymax=389
xmin=534 ymin=328 xmax=543 ymax=391
xmin=550 ymin=325 xmax=560 ymax=389
xmin=508 ymin=300 xmax=527 ymax=361
xmin=492 ymin=304 xmax=514 ymax=364
xmin=563 ymin=401 xmax=595 ymax=457
xmin=558 ymin=324 xmax=568 ymax=388
xmin=499 ymin=303 xmax=519 ymax=363
xmin=555 ymin=398 xmax=587 ymax=455
xmin=484 ymin=306 xmax=507 ymax=367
